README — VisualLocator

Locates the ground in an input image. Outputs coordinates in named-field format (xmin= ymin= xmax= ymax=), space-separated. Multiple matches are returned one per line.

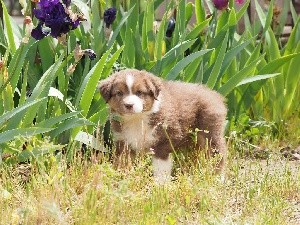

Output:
xmin=0 ymin=146 xmax=299 ymax=225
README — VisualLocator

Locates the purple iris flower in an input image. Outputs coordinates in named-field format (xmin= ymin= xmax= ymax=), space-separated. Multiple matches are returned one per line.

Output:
xmin=103 ymin=7 xmax=117 ymax=28
xmin=31 ymin=22 xmax=50 ymax=40
xmin=31 ymin=0 xmax=80 ymax=39
xmin=212 ymin=0 xmax=229 ymax=10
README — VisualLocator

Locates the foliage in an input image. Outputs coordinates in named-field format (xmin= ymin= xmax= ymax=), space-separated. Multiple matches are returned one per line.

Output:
xmin=0 ymin=1 xmax=299 ymax=223
xmin=0 ymin=0 xmax=299 ymax=165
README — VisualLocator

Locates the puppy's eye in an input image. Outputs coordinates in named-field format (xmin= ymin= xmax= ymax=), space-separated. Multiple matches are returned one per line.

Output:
xmin=116 ymin=91 xmax=123 ymax=97
xmin=136 ymin=90 xmax=143 ymax=96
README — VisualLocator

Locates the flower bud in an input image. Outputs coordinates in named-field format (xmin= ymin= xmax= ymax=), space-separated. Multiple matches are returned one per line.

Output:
xmin=104 ymin=7 xmax=117 ymax=28
xmin=166 ymin=17 xmax=176 ymax=38
xmin=235 ymin=0 xmax=244 ymax=4
xmin=212 ymin=0 xmax=229 ymax=10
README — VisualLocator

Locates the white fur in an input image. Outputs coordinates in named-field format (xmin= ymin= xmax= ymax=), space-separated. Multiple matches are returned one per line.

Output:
xmin=124 ymin=74 xmax=144 ymax=113
xmin=114 ymin=113 xmax=156 ymax=151
xmin=123 ymin=95 xmax=143 ymax=113
xmin=126 ymin=74 xmax=134 ymax=94
xmin=151 ymin=93 xmax=161 ymax=113
xmin=152 ymin=156 xmax=172 ymax=184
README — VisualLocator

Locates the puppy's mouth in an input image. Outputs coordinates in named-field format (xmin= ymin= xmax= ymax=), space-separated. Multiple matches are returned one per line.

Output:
xmin=122 ymin=96 xmax=144 ymax=114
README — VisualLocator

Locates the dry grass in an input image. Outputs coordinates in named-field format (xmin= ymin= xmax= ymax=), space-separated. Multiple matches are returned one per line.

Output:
xmin=0 ymin=144 xmax=299 ymax=225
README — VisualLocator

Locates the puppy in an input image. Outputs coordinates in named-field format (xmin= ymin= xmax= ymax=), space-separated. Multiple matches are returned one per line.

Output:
xmin=99 ymin=69 xmax=227 ymax=183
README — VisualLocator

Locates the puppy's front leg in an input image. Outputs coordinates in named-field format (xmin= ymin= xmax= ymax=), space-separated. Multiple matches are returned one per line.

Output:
xmin=152 ymin=155 xmax=172 ymax=184
xmin=151 ymin=143 xmax=173 ymax=184
xmin=113 ymin=141 xmax=134 ymax=170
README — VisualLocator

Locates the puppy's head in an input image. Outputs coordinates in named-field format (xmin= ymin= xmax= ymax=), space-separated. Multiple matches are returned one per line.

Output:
xmin=98 ymin=69 xmax=162 ymax=115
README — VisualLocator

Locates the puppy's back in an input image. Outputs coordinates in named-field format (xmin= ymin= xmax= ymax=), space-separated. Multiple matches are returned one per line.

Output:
xmin=162 ymin=81 xmax=227 ymax=117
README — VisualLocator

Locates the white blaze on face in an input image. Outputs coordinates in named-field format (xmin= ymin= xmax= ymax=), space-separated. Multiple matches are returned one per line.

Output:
xmin=151 ymin=93 xmax=161 ymax=113
xmin=124 ymin=74 xmax=144 ymax=113
xmin=126 ymin=73 xmax=134 ymax=93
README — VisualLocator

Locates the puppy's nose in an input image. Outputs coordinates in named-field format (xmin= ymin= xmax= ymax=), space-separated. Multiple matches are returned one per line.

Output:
xmin=125 ymin=103 xmax=133 ymax=110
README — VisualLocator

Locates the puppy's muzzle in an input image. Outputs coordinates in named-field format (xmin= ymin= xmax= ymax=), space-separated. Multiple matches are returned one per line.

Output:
xmin=124 ymin=103 xmax=134 ymax=110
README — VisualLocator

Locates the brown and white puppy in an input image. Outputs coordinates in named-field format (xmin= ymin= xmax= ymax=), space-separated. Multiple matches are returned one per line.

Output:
xmin=99 ymin=69 xmax=227 ymax=183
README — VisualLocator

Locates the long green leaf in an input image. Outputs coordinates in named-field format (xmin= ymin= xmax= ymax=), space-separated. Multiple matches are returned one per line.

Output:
xmin=151 ymin=39 xmax=197 ymax=75
xmin=290 ymin=1 xmax=298 ymax=24
xmin=283 ymin=43 xmax=300 ymax=117
xmin=0 ymin=98 xmax=46 ymax=129
xmin=154 ymin=14 xmax=167 ymax=61
xmin=162 ymin=39 xmax=197 ymax=60
xmin=265 ymin=28 xmax=284 ymax=120
xmin=237 ymin=73 xmax=280 ymax=116
xmin=76 ymin=47 xmax=112 ymax=115
xmin=166 ymin=49 xmax=213 ymax=80
xmin=0 ymin=21 xmax=7 ymax=46
xmin=101 ymin=45 xmax=124 ymax=79
xmin=5 ymin=56 xmax=64 ymax=130
xmin=184 ymin=57 xmax=203 ymax=82
xmin=266 ymin=28 xmax=280 ymax=60
xmin=144 ymin=1 xmax=155 ymax=59
xmin=172 ymin=0 xmax=185 ymax=46
xmin=35 ymin=112 xmax=81 ymax=128
xmin=220 ymin=37 xmax=255 ymax=75
xmin=49 ymin=118 xmax=94 ymax=138
xmin=141 ymin=3 xmax=149 ymax=52
xmin=216 ymin=10 xmax=230 ymax=35
xmin=1 ymin=0 xmax=16 ymax=53
xmin=218 ymin=56 xmax=263 ymax=96
xmin=0 ymin=39 xmax=36 ymax=94
xmin=236 ymin=0 xmax=250 ymax=22
xmin=206 ymin=32 xmax=229 ymax=88
xmin=2 ymin=79 xmax=13 ymax=112
xmin=195 ymin=0 xmax=206 ymax=24
xmin=90 ymin=0 xmax=103 ymax=56
xmin=22 ymin=56 xmax=64 ymax=127
xmin=185 ymin=2 xmax=193 ymax=24
xmin=0 ymin=128 xmax=54 ymax=144
xmin=107 ymin=6 xmax=135 ymax=49
xmin=255 ymin=0 xmax=274 ymax=35
xmin=122 ymin=28 xmax=135 ymax=67
xmin=206 ymin=30 xmax=227 ymax=52
xmin=38 ymin=38 xmax=55 ymax=73
xmin=284 ymin=17 xmax=300 ymax=56
xmin=237 ymin=73 xmax=281 ymax=87
xmin=185 ymin=17 xmax=211 ymax=41
xmin=259 ymin=53 xmax=300 ymax=74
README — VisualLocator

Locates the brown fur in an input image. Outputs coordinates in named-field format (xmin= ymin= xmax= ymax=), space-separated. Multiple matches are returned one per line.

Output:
xmin=99 ymin=69 xmax=227 ymax=172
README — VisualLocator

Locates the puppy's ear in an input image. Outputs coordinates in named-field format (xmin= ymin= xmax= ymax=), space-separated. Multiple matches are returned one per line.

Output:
xmin=144 ymin=72 xmax=162 ymax=99
xmin=98 ymin=78 xmax=113 ymax=102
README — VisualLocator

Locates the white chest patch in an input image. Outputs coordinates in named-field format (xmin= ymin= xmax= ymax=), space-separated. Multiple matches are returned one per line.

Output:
xmin=114 ymin=113 xmax=156 ymax=151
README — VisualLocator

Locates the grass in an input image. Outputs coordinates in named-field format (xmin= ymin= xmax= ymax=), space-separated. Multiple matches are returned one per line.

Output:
xmin=0 ymin=121 xmax=300 ymax=225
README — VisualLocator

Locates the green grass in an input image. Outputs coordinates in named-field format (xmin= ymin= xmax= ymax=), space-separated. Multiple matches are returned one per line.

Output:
xmin=0 ymin=139 xmax=299 ymax=225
